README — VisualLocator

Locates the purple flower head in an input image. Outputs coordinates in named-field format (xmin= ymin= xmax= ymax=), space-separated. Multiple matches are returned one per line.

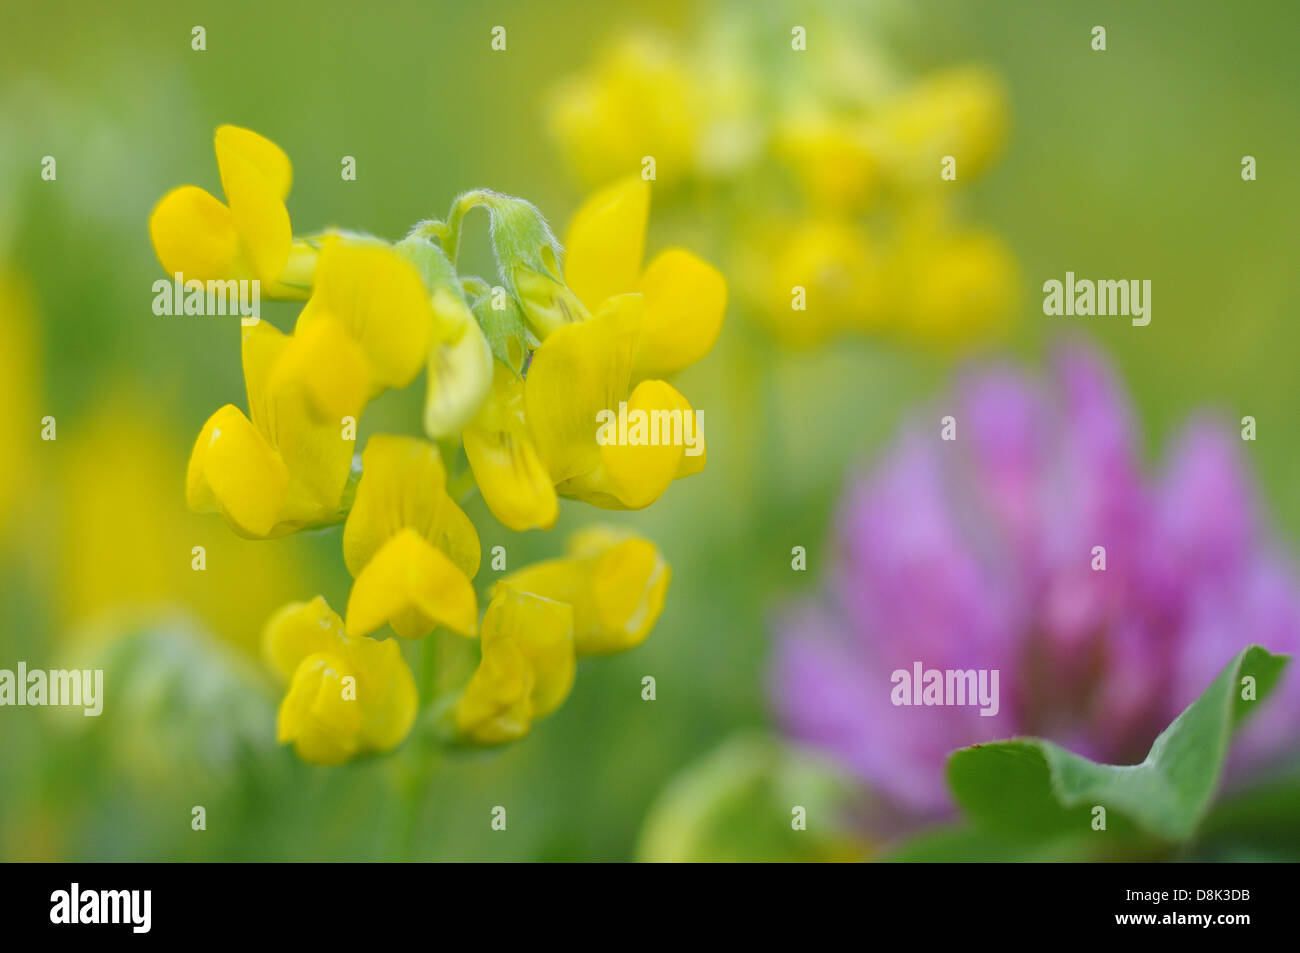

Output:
xmin=771 ymin=342 xmax=1300 ymax=819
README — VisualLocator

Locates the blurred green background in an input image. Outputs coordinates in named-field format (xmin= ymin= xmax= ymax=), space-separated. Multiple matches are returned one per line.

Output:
xmin=1 ymin=0 xmax=1297 ymax=860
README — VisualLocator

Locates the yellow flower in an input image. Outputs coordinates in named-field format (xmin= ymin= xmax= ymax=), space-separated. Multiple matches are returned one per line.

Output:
xmin=562 ymin=176 xmax=726 ymax=380
xmin=342 ymin=435 xmax=480 ymax=640
xmin=61 ymin=390 xmax=308 ymax=655
xmin=287 ymin=236 xmax=435 ymax=415
xmin=149 ymin=125 xmax=316 ymax=297
xmin=737 ymin=217 xmax=888 ymax=349
xmin=186 ymin=321 xmax=354 ymax=538
xmin=869 ymin=67 xmax=1009 ymax=190
xmin=892 ymin=209 xmax=1020 ymax=348
xmin=498 ymin=526 xmax=669 ymax=656
xmin=773 ymin=111 xmax=881 ymax=214
xmin=264 ymin=596 xmax=417 ymax=765
xmin=463 ymin=362 xmax=559 ymax=532
xmin=469 ymin=177 xmax=723 ymax=516
xmin=453 ymin=587 xmax=575 ymax=745
xmin=548 ymin=33 xmax=701 ymax=189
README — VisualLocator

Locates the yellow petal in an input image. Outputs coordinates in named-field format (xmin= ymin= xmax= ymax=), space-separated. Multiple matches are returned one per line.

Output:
xmin=214 ymin=125 xmax=293 ymax=286
xmin=297 ymin=238 xmax=433 ymax=392
xmin=633 ymin=248 xmax=727 ymax=379
xmin=342 ymin=435 xmax=480 ymax=579
xmin=270 ymin=314 xmax=371 ymax=422
xmin=278 ymin=652 xmax=362 ymax=765
xmin=599 ymin=379 xmax=687 ymax=509
xmin=345 ymin=634 xmax=418 ymax=752
xmin=453 ymin=635 xmax=534 ymax=745
xmin=425 ymin=289 xmax=494 ymax=437
xmin=345 ymin=527 xmax=478 ymax=640
xmin=485 ymin=588 xmax=575 ymax=718
xmin=148 ymin=186 xmax=240 ymax=282
xmin=263 ymin=596 xmax=345 ymax=681
xmin=242 ymin=321 xmax=354 ymax=523
xmin=585 ymin=537 xmax=670 ymax=655
xmin=214 ymin=125 xmax=293 ymax=199
xmin=524 ymin=293 xmax=641 ymax=485
xmin=500 ymin=529 xmax=670 ymax=656
xmin=267 ymin=239 xmax=320 ymax=300
xmin=564 ymin=176 xmax=649 ymax=308
xmin=464 ymin=363 xmax=559 ymax=532
xmin=185 ymin=403 xmax=290 ymax=538
xmin=266 ymin=595 xmax=417 ymax=763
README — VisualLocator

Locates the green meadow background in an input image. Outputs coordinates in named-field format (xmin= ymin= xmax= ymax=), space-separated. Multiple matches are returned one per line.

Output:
xmin=1 ymin=0 xmax=1297 ymax=860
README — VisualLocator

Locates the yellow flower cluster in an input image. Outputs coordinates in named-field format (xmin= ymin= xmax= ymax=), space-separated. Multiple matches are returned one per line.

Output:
xmin=152 ymin=127 xmax=720 ymax=763
xmin=464 ymin=177 xmax=726 ymax=529
xmin=549 ymin=25 xmax=1021 ymax=350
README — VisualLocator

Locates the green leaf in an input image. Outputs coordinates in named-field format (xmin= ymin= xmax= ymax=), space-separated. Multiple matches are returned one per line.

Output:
xmin=946 ymin=645 xmax=1288 ymax=843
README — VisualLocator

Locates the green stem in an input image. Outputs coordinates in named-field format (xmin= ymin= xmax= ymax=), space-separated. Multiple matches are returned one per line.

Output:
xmin=442 ymin=190 xmax=496 ymax=267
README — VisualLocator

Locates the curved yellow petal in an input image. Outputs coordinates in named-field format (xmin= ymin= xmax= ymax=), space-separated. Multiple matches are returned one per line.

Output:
xmin=278 ymin=652 xmax=362 ymax=764
xmin=345 ymin=633 xmax=419 ymax=752
xmin=425 ymin=289 xmax=494 ymax=437
xmin=266 ymin=595 xmax=418 ymax=763
xmin=263 ymin=596 xmax=344 ymax=681
xmin=215 ymin=125 xmax=292 ymax=199
xmin=242 ymin=321 xmax=354 ymax=523
xmin=342 ymin=435 xmax=480 ymax=579
xmin=454 ymin=634 xmax=534 ymax=745
xmin=297 ymin=238 xmax=433 ymax=392
xmin=185 ymin=403 xmax=290 ymax=538
xmin=486 ymin=588 xmax=575 ymax=718
xmin=500 ymin=529 xmax=670 ymax=656
xmin=633 ymin=248 xmax=727 ymax=379
xmin=564 ymin=176 xmax=649 ymax=308
xmin=148 ymin=185 xmax=240 ymax=282
xmin=599 ymin=379 xmax=687 ymax=509
xmin=585 ymin=537 xmax=670 ymax=655
xmin=464 ymin=363 xmax=559 ymax=532
xmin=270 ymin=315 xmax=371 ymax=423
xmin=452 ymin=587 xmax=578 ymax=746
xmin=524 ymin=293 xmax=641 ymax=485
xmin=345 ymin=527 xmax=478 ymax=640
xmin=214 ymin=125 xmax=292 ymax=285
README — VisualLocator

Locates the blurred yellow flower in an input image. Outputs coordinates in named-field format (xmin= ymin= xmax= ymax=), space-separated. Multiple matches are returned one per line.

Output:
xmin=0 ymin=270 xmax=39 ymax=550
xmin=891 ymin=211 xmax=1021 ymax=348
xmin=550 ymin=28 xmax=1018 ymax=354
xmin=773 ymin=112 xmax=882 ymax=214
xmin=870 ymin=67 xmax=1009 ymax=191
xmin=60 ymin=391 xmax=307 ymax=655
xmin=186 ymin=321 xmax=354 ymax=539
xmin=499 ymin=526 xmax=669 ymax=656
xmin=737 ymin=217 xmax=888 ymax=349
xmin=453 ymin=587 xmax=575 ymax=745
xmin=149 ymin=125 xmax=316 ymax=297
xmin=548 ymin=34 xmax=701 ymax=189
xmin=342 ymin=435 xmax=480 ymax=640
xmin=265 ymin=596 xmax=417 ymax=765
